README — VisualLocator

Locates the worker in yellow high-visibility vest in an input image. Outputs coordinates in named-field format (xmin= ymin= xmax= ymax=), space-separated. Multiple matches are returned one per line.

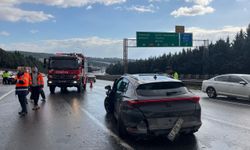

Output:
xmin=173 ymin=71 xmax=179 ymax=80
xmin=2 ymin=70 xmax=10 ymax=84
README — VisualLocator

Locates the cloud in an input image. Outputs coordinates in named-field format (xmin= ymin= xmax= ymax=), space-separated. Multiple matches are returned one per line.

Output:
xmin=1 ymin=0 xmax=127 ymax=8
xmin=171 ymin=0 xmax=214 ymax=17
xmin=235 ymin=0 xmax=248 ymax=2
xmin=148 ymin=0 xmax=170 ymax=2
xmin=171 ymin=5 xmax=214 ymax=17
xmin=0 ymin=5 xmax=54 ymax=23
xmin=0 ymin=31 xmax=10 ymax=36
xmin=185 ymin=0 xmax=213 ymax=6
xmin=186 ymin=25 xmax=246 ymax=43
xmin=0 ymin=0 xmax=127 ymax=23
xmin=30 ymin=30 xmax=39 ymax=34
xmin=148 ymin=0 xmax=162 ymax=2
xmin=86 ymin=5 xmax=93 ymax=10
xmin=127 ymin=4 xmax=158 ymax=13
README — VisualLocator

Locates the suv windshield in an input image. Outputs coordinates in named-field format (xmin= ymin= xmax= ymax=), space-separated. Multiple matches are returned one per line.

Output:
xmin=136 ymin=82 xmax=188 ymax=97
xmin=49 ymin=58 xmax=79 ymax=69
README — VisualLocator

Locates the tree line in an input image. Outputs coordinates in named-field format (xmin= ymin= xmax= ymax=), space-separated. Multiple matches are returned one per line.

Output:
xmin=106 ymin=24 xmax=250 ymax=75
xmin=0 ymin=49 xmax=44 ymax=72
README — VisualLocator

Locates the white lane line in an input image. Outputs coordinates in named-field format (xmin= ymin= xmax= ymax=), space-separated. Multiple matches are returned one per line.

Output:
xmin=80 ymin=107 xmax=134 ymax=150
xmin=203 ymin=113 xmax=250 ymax=131
xmin=209 ymin=99 xmax=250 ymax=107
xmin=192 ymin=90 xmax=250 ymax=107
xmin=0 ymin=89 xmax=15 ymax=101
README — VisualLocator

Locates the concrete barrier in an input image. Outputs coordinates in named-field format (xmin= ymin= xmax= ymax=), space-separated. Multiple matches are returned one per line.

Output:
xmin=96 ymin=75 xmax=121 ymax=81
xmin=96 ymin=75 xmax=203 ymax=87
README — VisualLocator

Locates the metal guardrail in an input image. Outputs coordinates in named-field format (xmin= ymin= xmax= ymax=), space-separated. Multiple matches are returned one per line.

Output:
xmin=96 ymin=75 xmax=203 ymax=87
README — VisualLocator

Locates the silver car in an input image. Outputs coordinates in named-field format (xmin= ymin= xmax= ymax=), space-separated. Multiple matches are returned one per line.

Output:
xmin=202 ymin=74 xmax=250 ymax=100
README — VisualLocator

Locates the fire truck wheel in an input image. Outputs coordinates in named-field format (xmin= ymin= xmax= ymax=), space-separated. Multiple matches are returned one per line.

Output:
xmin=77 ymin=85 xmax=83 ymax=93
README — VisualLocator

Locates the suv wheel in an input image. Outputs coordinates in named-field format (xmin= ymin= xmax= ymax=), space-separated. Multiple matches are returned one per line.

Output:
xmin=117 ymin=116 xmax=127 ymax=138
xmin=104 ymin=97 xmax=114 ymax=113
xmin=77 ymin=84 xmax=83 ymax=93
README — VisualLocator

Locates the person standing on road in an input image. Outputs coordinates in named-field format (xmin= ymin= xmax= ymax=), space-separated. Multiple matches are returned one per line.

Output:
xmin=15 ymin=68 xmax=29 ymax=116
xmin=30 ymin=67 xmax=44 ymax=110
xmin=24 ymin=68 xmax=31 ymax=104
xmin=2 ymin=70 xmax=10 ymax=84
xmin=40 ymin=88 xmax=46 ymax=101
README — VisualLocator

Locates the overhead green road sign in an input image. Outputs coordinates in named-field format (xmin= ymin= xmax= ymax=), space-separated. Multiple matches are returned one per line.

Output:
xmin=136 ymin=32 xmax=193 ymax=47
xmin=180 ymin=33 xmax=193 ymax=47
xmin=137 ymin=32 xmax=179 ymax=47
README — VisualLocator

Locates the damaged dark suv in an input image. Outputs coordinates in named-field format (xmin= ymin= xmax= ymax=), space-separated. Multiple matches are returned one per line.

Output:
xmin=104 ymin=74 xmax=202 ymax=139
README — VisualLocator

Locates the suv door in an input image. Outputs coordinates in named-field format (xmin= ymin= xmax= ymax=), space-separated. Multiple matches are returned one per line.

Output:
xmin=114 ymin=78 xmax=129 ymax=118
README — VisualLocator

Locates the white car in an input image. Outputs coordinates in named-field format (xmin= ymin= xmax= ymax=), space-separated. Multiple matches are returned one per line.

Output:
xmin=202 ymin=74 xmax=250 ymax=100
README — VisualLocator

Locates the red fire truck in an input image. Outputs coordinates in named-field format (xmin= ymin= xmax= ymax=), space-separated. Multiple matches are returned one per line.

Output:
xmin=44 ymin=53 xmax=88 ymax=93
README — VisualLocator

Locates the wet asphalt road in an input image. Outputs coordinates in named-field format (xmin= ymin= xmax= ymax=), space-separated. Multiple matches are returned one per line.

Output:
xmin=0 ymin=80 xmax=250 ymax=150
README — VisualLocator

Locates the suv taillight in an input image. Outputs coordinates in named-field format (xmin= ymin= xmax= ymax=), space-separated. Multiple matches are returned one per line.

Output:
xmin=127 ymin=96 xmax=200 ymax=106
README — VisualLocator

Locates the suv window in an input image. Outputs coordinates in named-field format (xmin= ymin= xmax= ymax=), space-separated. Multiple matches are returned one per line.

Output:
xmin=228 ymin=76 xmax=244 ymax=83
xmin=136 ymin=82 xmax=188 ymax=97
xmin=116 ymin=78 xmax=129 ymax=93
xmin=214 ymin=76 xmax=229 ymax=82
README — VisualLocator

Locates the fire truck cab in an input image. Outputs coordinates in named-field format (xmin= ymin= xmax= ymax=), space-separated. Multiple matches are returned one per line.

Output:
xmin=44 ymin=53 xmax=88 ymax=93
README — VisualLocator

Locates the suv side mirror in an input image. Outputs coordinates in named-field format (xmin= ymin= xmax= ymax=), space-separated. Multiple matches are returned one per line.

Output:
xmin=239 ymin=81 xmax=247 ymax=85
xmin=105 ymin=85 xmax=111 ymax=90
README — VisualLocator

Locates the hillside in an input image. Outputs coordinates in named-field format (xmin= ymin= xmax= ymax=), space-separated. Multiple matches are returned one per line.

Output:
xmin=0 ymin=48 xmax=44 ymax=72
xmin=12 ymin=51 xmax=123 ymax=68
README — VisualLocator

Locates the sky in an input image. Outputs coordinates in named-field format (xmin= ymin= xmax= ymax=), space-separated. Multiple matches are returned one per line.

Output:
xmin=0 ymin=0 xmax=249 ymax=59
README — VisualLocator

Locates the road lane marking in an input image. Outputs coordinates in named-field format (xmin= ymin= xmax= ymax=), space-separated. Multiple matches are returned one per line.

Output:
xmin=192 ymin=90 xmax=250 ymax=107
xmin=203 ymin=113 xmax=250 ymax=131
xmin=208 ymin=98 xmax=250 ymax=107
xmin=80 ymin=107 xmax=134 ymax=150
xmin=0 ymin=89 xmax=15 ymax=101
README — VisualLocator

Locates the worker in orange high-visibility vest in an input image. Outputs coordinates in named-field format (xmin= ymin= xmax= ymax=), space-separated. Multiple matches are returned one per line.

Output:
xmin=24 ymin=69 xmax=31 ymax=104
xmin=15 ymin=67 xmax=29 ymax=116
xmin=30 ymin=67 xmax=44 ymax=110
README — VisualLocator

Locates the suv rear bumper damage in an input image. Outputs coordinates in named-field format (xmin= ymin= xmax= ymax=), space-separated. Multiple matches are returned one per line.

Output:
xmin=124 ymin=116 xmax=202 ymax=137
xmin=126 ymin=124 xmax=201 ymax=137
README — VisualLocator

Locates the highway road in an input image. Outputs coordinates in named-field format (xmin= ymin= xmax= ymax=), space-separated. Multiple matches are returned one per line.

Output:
xmin=0 ymin=80 xmax=250 ymax=150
